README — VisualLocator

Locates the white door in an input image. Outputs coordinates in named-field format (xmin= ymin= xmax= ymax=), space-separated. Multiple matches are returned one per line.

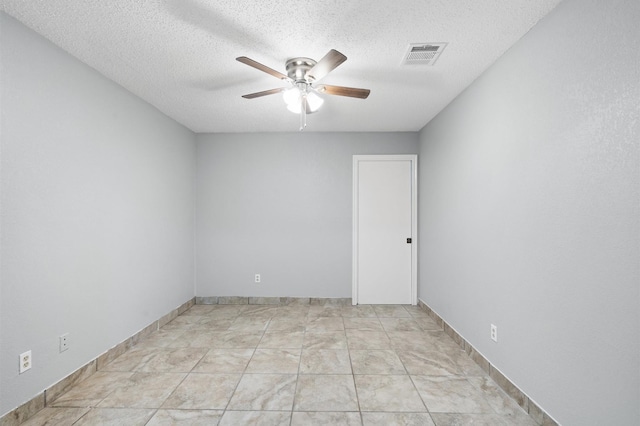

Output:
xmin=353 ymin=155 xmax=417 ymax=305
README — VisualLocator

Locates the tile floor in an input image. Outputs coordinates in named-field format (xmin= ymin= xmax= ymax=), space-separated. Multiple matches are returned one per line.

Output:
xmin=24 ymin=304 xmax=537 ymax=425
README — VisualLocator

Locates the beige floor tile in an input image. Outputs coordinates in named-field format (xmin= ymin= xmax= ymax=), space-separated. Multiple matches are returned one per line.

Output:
xmin=307 ymin=306 xmax=343 ymax=318
xmin=341 ymin=305 xmax=377 ymax=318
xmin=412 ymin=375 xmax=494 ymax=413
xmin=396 ymin=350 xmax=462 ymax=376
xmin=161 ymin=373 xmax=241 ymax=410
xmin=300 ymin=349 xmax=352 ymax=374
xmin=446 ymin=349 xmax=488 ymax=376
xmin=73 ymin=408 xmax=155 ymax=425
xmin=18 ymin=304 xmax=539 ymax=426
xmin=192 ymin=349 xmax=254 ymax=373
xmin=227 ymin=374 xmax=297 ymax=410
xmin=403 ymin=305 xmax=432 ymax=318
xmin=100 ymin=347 xmax=157 ymax=372
xmin=361 ymin=412 xmax=436 ymax=426
xmin=138 ymin=347 xmax=208 ymax=373
xmin=380 ymin=318 xmax=423 ymax=332
xmin=245 ymin=348 xmax=301 ymax=373
xmin=306 ymin=316 xmax=345 ymax=331
xmin=191 ymin=330 xmax=238 ymax=348
xmin=467 ymin=376 xmax=532 ymax=417
xmin=350 ymin=350 xmax=406 ymax=375
xmin=388 ymin=332 xmax=440 ymax=352
xmin=165 ymin=330 xmax=222 ymax=348
xmin=429 ymin=413 xmax=537 ymax=426
xmin=242 ymin=305 xmax=278 ymax=318
xmin=294 ymin=374 xmax=358 ymax=412
xmin=346 ymin=330 xmax=392 ymax=350
xmin=172 ymin=318 xmax=215 ymax=330
xmin=146 ymin=409 xmax=224 ymax=425
xmin=135 ymin=329 xmax=185 ymax=348
xmin=343 ymin=317 xmax=384 ymax=331
xmin=291 ymin=411 xmax=362 ymax=425
xmin=21 ymin=407 xmax=90 ymax=426
xmin=428 ymin=332 xmax=465 ymax=353
xmin=271 ymin=306 xmax=310 ymax=318
xmin=258 ymin=331 xmax=304 ymax=348
xmin=303 ymin=331 xmax=348 ymax=349
xmin=415 ymin=317 xmax=441 ymax=330
xmin=160 ymin=321 xmax=195 ymax=331
xmin=166 ymin=315 xmax=209 ymax=326
xmin=228 ymin=316 xmax=271 ymax=331
xmin=181 ymin=305 xmax=215 ymax=316
xmin=206 ymin=306 xmax=242 ymax=319
xmin=97 ymin=372 xmax=186 ymax=408
xmin=354 ymin=375 xmax=427 ymax=412
xmin=373 ymin=305 xmax=412 ymax=318
xmin=197 ymin=317 xmax=235 ymax=330
xmin=266 ymin=317 xmax=306 ymax=333
xmin=50 ymin=371 xmax=133 ymax=407
xmin=210 ymin=331 xmax=264 ymax=348
xmin=218 ymin=410 xmax=291 ymax=426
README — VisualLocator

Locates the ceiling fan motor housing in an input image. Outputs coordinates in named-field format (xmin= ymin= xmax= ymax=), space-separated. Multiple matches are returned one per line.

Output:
xmin=286 ymin=57 xmax=317 ymax=82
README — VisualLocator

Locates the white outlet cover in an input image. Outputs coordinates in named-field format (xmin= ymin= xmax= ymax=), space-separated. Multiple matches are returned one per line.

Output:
xmin=19 ymin=350 xmax=32 ymax=374
xmin=490 ymin=324 xmax=498 ymax=342
xmin=60 ymin=333 xmax=70 ymax=352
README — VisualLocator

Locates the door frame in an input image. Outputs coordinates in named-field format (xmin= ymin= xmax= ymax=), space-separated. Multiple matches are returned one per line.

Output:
xmin=352 ymin=154 xmax=418 ymax=305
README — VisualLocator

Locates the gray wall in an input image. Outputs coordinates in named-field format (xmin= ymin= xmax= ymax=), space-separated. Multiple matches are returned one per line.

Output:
xmin=3 ymin=0 xmax=639 ymax=422
xmin=417 ymin=0 xmax=639 ymax=424
xmin=196 ymin=132 xmax=419 ymax=298
xmin=0 ymin=14 xmax=196 ymax=415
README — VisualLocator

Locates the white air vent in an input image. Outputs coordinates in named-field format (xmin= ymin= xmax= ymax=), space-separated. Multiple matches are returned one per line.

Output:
xmin=402 ymin=43 xmax=448 ymax=65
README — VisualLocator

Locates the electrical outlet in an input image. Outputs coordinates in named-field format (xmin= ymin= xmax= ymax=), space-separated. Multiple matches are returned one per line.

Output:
xmin=19 ymin=350 xmax=32 ymax=374
xmin=490 ymin=324 xmax=498 ymax=342
xmin=255 ymin=274 xmax=261 ymax=283
xmin=60 ymin=333 xmax=70 ymax=352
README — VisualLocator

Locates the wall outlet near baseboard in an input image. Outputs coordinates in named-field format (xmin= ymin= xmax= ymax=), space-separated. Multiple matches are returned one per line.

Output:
xmin=490 ymin=324 xmax=498 ymax=342
xmin=60 ymin=333 xmax=70 ymax=352
xmin=19 ymin=350 xmax=32 ymax=374
xmin=255 ymin=274 xmax=261 ymax=283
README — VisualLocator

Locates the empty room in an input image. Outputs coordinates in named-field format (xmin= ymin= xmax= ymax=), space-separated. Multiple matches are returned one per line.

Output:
xmin=1 ymin=0 xmax=638 ymax=425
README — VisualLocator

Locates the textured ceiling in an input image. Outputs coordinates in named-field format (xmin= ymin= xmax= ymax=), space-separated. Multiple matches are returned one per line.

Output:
xmin=1 ymin=0 xmax=563 ymax=133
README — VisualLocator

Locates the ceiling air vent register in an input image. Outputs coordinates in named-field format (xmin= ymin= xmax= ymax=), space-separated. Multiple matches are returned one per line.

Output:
xmin=403 ymin=43 xmax=448 ymax=65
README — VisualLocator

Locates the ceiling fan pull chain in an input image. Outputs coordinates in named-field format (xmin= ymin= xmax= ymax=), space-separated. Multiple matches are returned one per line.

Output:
xmin=300 ymin=92 xmax=307 ymax=131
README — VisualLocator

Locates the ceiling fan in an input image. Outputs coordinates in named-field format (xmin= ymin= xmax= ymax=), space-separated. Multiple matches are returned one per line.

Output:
xmin=236 ymin=49 xmax=370 ymax=130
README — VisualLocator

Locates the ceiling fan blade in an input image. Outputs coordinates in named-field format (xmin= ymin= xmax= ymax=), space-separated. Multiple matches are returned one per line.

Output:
xmin=307 ymin=49 xmax=347 ymax=81
xmin=241 ymin=87 xmax=285 ymax=99
xmin=236 ymin=56 xmax=288 ymax=80
xmin=317 ymin=84 xmax=370 ymax=99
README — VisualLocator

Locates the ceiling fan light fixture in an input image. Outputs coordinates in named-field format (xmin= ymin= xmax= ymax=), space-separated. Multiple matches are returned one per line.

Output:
xmin=283 ymin=86 xmax=323 ymax=114
xmin=286 ymin=102 xmax=301 ymax=114
xmin=306 ymin=91 xmax=324 ymax=112
xmin=237 ymin=49 xmax=369 ymax=127
xmin=283 ymin=86 xmax=300 ymax=106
